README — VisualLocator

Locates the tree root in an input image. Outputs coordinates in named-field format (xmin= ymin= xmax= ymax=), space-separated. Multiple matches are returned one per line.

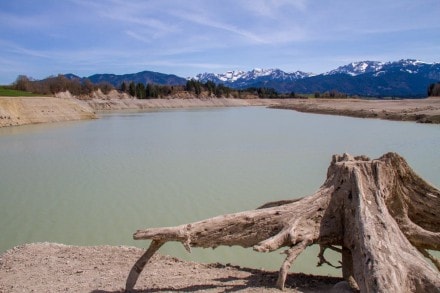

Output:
xmin=126 ymin=152 xmax=440 ymax=292
xmin=276 ymin=240 xmax=312 ymax=290
xmin=317 ymin=245 xmax=342 ymax=268
xmin=125 ymin=240 xmax=164 ymax=292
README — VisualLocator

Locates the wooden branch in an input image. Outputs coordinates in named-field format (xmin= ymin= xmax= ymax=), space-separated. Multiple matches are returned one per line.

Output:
xmin=317 ymin=245 xmax=342 ymax=268
xmin=276 ymin=240 xmax=311 ymax=290
xmin=126 ymin=152 xmax=440 ymax=292
xmin=125 ymin=240 xmax=164 ymax=292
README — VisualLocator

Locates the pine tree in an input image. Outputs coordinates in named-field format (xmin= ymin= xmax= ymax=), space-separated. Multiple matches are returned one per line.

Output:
xmin=135 ymin=83 xmax=146 ymax=99
xmin=120 ymin=82 xmax=127 ymax=93
xmin=128 ymin=82 xmax=136 ymax=97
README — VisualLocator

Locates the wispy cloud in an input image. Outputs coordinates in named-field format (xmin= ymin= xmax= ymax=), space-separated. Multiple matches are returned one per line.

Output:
xmin=0 ymin=0 xmax=439 ymax=83
xmin=145 ymin=60 xmax=239 ymax=70
xmin=242 ymin=0 xmax=308 ymax=18
xmin=173 ymin=10 xmax=266 ymax=44
xmin=72 ymin=0 xmax=179 ymax=37
xmin=0 ymin=11 xmax=51 ymax=29
xmin=0 ymin=39 xmax=52 ymax=59
xmin=125 ymin=30 xmax=151 ymax=44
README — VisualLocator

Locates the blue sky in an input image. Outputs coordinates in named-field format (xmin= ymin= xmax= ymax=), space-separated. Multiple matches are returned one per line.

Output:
xmin=1 ymin=0 xmax=439 ymax=84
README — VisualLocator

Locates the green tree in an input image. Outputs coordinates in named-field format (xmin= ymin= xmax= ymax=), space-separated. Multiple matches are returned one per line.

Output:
xmin=186 ymin=79 xmax=202 ymax=96
xmin=145 ymin=83 xmax=158 ymax=98
xmin=204 ymin=80 xmax=216 ymax=95
xmin=128 ymin=82 xmax=136 ymax=97
xmin=120 ymin=82 xmax=127 ymax=93
xmin=135 ymin=83 xmax=146 ymax=99
xmin=215 ymin=84 xmax=231 ymax=98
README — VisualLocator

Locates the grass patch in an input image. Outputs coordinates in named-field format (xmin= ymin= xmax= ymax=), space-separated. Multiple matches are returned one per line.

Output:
xmin=0 ymin=86 xmax=42 ymax=97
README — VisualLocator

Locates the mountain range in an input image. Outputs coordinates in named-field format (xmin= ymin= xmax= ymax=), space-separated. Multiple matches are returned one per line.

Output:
xmin=66 ymin=59 xmax=440 ymax=98
xmin=194 ymin=59 xmax=440 ymax=97
xmin=65 ymin=71 xmax=187 ymax=87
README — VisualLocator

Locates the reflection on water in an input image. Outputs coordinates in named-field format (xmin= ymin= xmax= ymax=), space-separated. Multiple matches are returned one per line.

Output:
xmin=0 ymin=107 xmax=439 ymax=276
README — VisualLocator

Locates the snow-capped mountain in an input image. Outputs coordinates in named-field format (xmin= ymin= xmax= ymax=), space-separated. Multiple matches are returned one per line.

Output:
xmin=195 ymin=68 xmax=312 ymax=88
xmin=192 ymin=59 xmax=440 ymax=97
xmin=326 ymin=61 xmax=385 ymax=76
xmin=327 ymin=59 xmax=437 ymax=77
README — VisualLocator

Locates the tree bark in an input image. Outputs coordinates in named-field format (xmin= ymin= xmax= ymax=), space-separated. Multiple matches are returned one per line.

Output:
xmin=126 ymin=152 xmax=440 ymax=292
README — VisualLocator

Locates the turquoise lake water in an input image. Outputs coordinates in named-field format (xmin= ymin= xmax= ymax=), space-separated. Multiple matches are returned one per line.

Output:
xmin=0 ymin=106 xmax=439 ymax=275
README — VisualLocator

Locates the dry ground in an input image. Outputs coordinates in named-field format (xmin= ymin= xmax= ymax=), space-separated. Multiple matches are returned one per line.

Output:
xmin=273 ymin=97 xmax=440 ymax=123
xmin=2 ymin=91 xmax=440 ymax=127
xmin=0 ymin=243 xmax=349 ymax=293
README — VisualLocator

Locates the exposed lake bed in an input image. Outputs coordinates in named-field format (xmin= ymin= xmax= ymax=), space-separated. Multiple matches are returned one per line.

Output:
xmin=2 ymin=92 xmax=440 ymax=128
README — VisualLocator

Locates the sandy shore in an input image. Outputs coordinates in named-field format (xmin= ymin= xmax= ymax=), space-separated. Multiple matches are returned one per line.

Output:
xmin=0 ymin=91 xmax=280 ymax=127
xmin=83 ymin=90 xmax=280 ymax=110
xmin=2 ymin=90 xmax=440 ymax=127
xmin=85 ymin=90 xmax=440 ymax=124
xmin=272 ymin=97 xmax=440 ymax=124
xmin=0 ymin=96 xmax=96 ymax=127
xmin=0 ymin=243 xmax=347 ymax=293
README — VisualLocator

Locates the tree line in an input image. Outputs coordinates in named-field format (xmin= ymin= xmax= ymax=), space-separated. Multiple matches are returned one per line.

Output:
xmin=119 ymin=79 xmax=290 ymax=99
xmin=12 ymin=75 xmax=114 ymax=96
xmin=9 ymin=74 xmax=363 ymax=99
xmin=119 ymin=81 xmax=183 ymax=99
xmin=428 ymin=82 xmax=440 ymax=97
xmin=185 ymin=79 xmax=298 ymax=99
xmin=312 ymin=90 xmax=349 ymax=99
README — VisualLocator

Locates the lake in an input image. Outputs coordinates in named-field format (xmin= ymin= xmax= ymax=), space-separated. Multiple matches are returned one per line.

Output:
xmin=0 ymin=106 xmax=439 ymax=276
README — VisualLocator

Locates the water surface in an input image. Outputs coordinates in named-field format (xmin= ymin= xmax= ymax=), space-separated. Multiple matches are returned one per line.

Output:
xmin=1 ymin=107 xmax=439 ymax=275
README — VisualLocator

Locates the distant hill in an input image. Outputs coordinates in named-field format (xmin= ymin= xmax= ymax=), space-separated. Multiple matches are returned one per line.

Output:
xmin=64 ymin=71 xmax=187 ymax=87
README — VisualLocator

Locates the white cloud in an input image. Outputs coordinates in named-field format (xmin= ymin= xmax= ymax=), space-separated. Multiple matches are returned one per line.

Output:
xmin=241 ymin=0 xmax=308 ymax=18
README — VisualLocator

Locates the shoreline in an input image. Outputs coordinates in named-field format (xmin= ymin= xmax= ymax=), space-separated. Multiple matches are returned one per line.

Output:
xmin=0 ymin=242 xmax=346 ymax=292
xmin=0 ymin=96 xmax=96 ymax=127
xmin=271 ymin=97 xmax=440 ymax=124
xmin=1 ymin=91 xmax=440 ymax=128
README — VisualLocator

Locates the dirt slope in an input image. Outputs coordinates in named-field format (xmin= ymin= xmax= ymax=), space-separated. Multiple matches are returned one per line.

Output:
xmin=0 ymin=96 xmax=96 ymax=127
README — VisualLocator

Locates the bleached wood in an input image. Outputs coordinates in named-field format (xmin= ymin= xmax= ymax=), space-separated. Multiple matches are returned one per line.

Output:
xmin=126 ymin=152 xmax=440 ymax=292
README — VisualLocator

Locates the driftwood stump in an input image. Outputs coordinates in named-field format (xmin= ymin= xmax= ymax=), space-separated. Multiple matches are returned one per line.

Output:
xmin=126 ymin=152 xmax=440 ymax=292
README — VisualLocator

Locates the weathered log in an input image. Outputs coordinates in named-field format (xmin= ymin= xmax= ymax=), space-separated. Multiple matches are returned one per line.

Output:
xmin=126 ymin=152 xmax=440 ymax=292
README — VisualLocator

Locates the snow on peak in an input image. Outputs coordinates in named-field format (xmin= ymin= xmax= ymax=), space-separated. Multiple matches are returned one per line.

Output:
xmin=218 ymin=70 xmax=246 ymax=82
xmin=327 ymin=61 xmax=385 ymax=76
xmin=398 ymin=59 xmax=427 ymax=66
xmin=194 ymin=59 xmax=438 ymax=84
xmin=195 ymin=68 xmax=312 ymax=83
